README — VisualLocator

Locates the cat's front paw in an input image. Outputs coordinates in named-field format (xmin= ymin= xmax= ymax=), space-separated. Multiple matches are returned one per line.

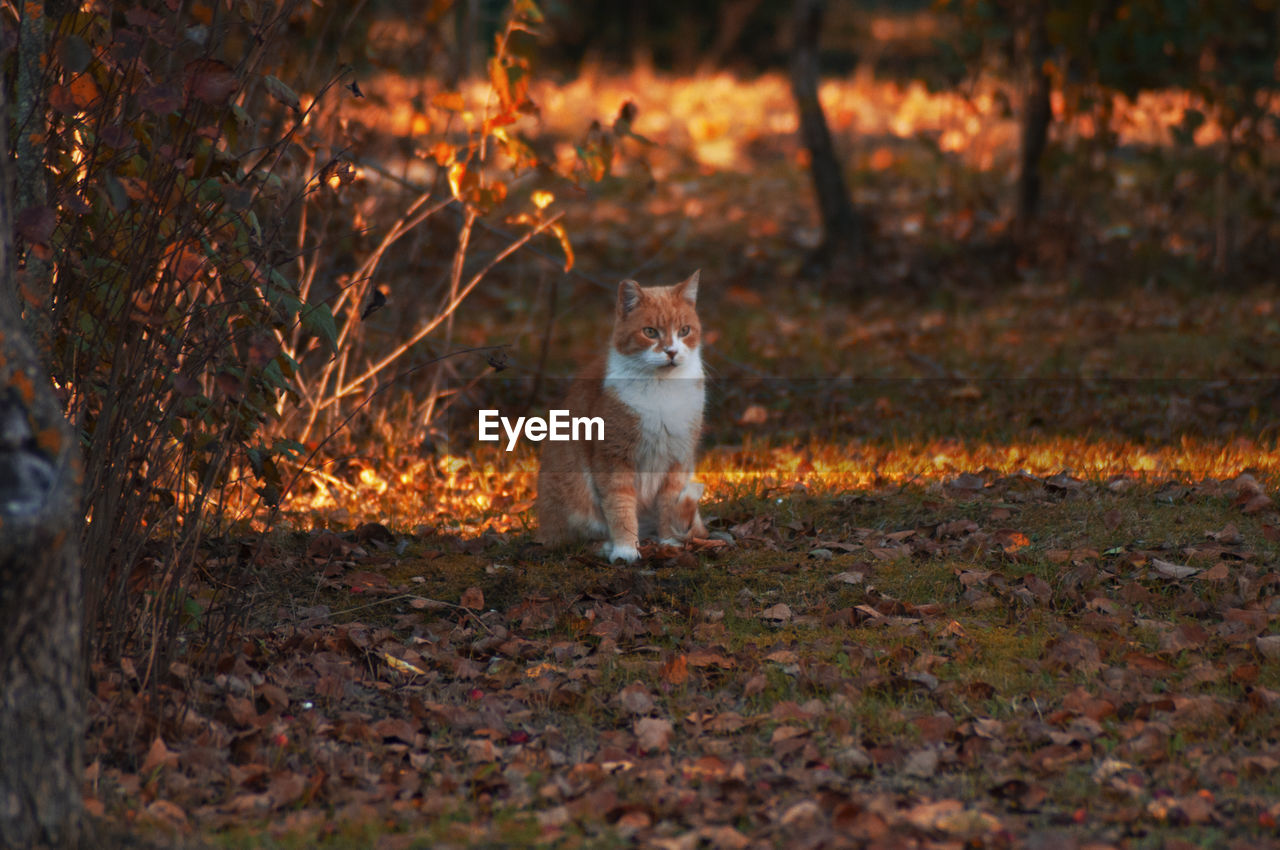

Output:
xmin=602 ymin=541 xmax=640 ymax=564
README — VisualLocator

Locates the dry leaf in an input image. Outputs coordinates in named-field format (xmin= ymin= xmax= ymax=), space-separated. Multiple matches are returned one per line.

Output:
xmin=635 ymin=717 xmax=674 ymax=753
xmin=459 ymin=586 xmax=484 ymax=609
xmin=618 ymin=682 xmax=655 ymax=715
xmin=1152 ymin=558 xmax=1199 ymax=580
xmin=761 ymin=603 xmax=792 ymax=623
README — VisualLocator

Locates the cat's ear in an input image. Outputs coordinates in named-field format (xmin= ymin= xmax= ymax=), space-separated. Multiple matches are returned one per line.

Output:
xmin=617 ymin=280 xmax=643 ymax=316
xmin=676 ymin=269 xmax=700 ymax=305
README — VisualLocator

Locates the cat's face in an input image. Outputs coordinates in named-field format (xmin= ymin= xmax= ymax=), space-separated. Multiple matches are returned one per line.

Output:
xmin=612 ymin=271 xmax=701 ymax=372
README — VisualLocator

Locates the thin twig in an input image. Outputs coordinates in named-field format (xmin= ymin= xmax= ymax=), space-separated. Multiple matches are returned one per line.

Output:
xmin=333 ymin=211 xmax=564 ymax=402
xmin=270 ymin=343 xmax=508 ymax=510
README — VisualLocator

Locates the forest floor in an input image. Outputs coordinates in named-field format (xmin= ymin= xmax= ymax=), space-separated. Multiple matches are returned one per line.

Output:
xmin=84 ymin=67 xmax=1280 ymax=849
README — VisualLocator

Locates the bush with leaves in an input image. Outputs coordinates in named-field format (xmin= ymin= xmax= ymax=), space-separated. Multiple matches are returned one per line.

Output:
xmin=7 ymin=0 xmax=584 ymax=676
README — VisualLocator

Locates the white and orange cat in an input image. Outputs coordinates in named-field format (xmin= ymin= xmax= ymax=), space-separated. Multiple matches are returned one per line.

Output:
xmin=536 ymin=271 xmax=707 ymax=563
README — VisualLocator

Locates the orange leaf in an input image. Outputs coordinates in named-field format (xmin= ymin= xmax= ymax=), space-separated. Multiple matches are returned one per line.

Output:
xmin=549 ymin=222 xmax=573 ymax=272
xmin=460 ymin=586 xmax=484 ymax=609
xmin=49 ymin=74 xmax=101 ymax=113
xmin=430 ymin=141 xmax=454 ymax=165
xmin=432 ymin=91 xmax=465 ymax=112
xmin=660 ymin=653 xmax=689 ymax=685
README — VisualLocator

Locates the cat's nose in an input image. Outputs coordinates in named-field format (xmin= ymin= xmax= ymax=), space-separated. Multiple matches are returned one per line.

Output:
xmin=664 ymin=348 xmax=678 ymax=360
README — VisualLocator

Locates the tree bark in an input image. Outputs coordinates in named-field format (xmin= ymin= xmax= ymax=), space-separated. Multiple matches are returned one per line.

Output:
xmin=698 ymin=0 xmax=764 ymax=74
xmin=1017 ymin=0 xmax=1052 ymax=231
xmin=789 ymin=0 xmax=863 ymax=270
xmin=15 ymin=1 xmax=54 ymax=355
xmin=0 ymin=60 xmax=85 ymax=850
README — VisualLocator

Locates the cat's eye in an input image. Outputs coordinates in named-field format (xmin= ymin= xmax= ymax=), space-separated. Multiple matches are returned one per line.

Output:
xmin=642 ymin=327 xmax=659 ymax=338
xmin=679 ymin=325 xmax=691 ymax=337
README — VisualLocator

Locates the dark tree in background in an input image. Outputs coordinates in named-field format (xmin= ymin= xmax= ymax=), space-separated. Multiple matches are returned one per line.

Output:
xmin=0 ymin=77 xmax=85 ymax=849
xmin=789 ymin=0 xmax=865 ymax=273
xmin=1016 ymin=0 xmax=1052 ymax=232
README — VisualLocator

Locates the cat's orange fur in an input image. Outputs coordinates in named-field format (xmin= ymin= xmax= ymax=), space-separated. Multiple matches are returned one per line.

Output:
xmin=536 ymin=271 xmax=706 ymax=563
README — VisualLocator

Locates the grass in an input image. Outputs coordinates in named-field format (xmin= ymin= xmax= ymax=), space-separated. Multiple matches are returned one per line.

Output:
xmin=88 ymin=55 xmax=1280 ymax=850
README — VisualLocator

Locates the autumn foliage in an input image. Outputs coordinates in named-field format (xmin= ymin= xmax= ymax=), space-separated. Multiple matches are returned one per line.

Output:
xmin=6 ymin=0 xmax=1280 ymax=847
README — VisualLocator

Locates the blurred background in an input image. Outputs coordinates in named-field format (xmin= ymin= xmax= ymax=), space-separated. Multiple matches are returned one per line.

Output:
xmin=13 ymin=0 xmax=1280 ymax=653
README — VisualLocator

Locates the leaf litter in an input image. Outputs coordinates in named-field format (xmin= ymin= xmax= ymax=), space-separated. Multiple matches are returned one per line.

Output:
xmin=82 ymin=460 xmax=1280 ymax=848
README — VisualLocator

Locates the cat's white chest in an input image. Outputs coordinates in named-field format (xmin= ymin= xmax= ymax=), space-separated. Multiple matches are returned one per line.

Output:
xmin=604 ymin=350 xmax=704 ymax=472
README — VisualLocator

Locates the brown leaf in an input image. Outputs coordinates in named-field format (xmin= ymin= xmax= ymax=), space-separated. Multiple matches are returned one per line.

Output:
xmin=141 ymin=736 xmax=179 ymax=774
xmin=466 ymin=738 xmax=498 ymax=762
xmin=138 ymin=84 xmax=182 ymax=114
xmin=618 ymin=682 xmax=654 ymax=715
xmin=1240 ymin=493 xmax=1273 ymax=514
xmin=682 ymin=755 xmax=730 ymax=781
xmin=185 ymin=58 xmax=238 ymax=104
xmin=770 ymin=725 xmax=809 ymax=744
xmin=936 ymin=518 xmax=978 ymax=538
xmin=225 ymin=695 xmax=258 ymax=727
xmin=760 ymin=602 xmax=792 ymax=623
xmin=904 ymin=799 xmax=964 ymax=830
xmin=635 ymin=717 xmax=674 ymax=753
xmin=996 ymin=530 xmax=1031 ymax=553
xmin=1045 ymin=471 xmax=1085 ymax=491
xmin=699 ymin=824 xmax=750 ymax=849
xmin=266 ymin=772 xmax=307 ymax=808
xmin=261 ymin=74 xmax=300 ymax=111
xmin=1206 ymin=522 xmax=1243 ymax=545
xmin=934 ymin=807 xmax=1003 ymax=836
xmin=1151 ymin=558 xmax=1199 ymax=580
xmin=903 ymin=747 xmax=940 ymax=778
xmin=778 ymin=799 xmax=822 ymax=828
xmin=946 ymin=473 xmax=986 ymax=492
xmin=459 ymin=586 xmax=484 ymax=609
xmin=686 ymin=650 xmax=736 ymax=669
xmin=49 ymin=74 xmax=101 ymax=113
xmin=660 ymin=654 xmax=689 ymax=685
xmin=1158 ymin=623 xmax=1208 ymax=654
xmin=373 ymin=717 xmax=419 ymax=743
xmin=1256 ymin=635 xmax=1280 ymax=660
xmin=139 ymin=799 xmax=188 ymax=832
xmin=1045 ymin=634 xmax=1102 ymax=673
xmin=307 ymin=530 xmax=349 ymax=560
xmin=1197 ymin=561 xmax=1231 ymax=582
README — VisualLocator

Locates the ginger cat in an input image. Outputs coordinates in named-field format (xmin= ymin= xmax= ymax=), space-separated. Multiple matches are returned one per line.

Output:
xmin=536 ymin=271 xmax=707 ymax=563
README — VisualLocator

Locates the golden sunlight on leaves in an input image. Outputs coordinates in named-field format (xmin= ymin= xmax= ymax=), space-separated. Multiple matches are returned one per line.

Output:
xmin=431 ymin=91 xmax=466 ymax=112
xmin=280 ymin=437 xmax=1280 ymax=534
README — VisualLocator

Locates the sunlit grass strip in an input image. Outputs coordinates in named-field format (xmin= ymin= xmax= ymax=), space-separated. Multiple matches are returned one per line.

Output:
xmin=703 ymin=436 xmax=1280 ymax=493
xmin=280 ymin=436 xmax=1280 ymax=533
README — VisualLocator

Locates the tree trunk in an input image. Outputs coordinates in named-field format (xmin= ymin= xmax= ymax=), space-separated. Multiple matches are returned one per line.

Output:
xmin=15 ymin=1 xmax=54 ymax=355
xmin=698 ymin=0 xmax=763 ymax=74
xmin=0 ymin=63 xmax=85 ymax=850
xmin=1017 ymin=0 xmax=1052 ymax=232
xmin=451 ymin=0 xmax=477 ymax=84
xmin=789 ymin=0 xmax=863 ymax=271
